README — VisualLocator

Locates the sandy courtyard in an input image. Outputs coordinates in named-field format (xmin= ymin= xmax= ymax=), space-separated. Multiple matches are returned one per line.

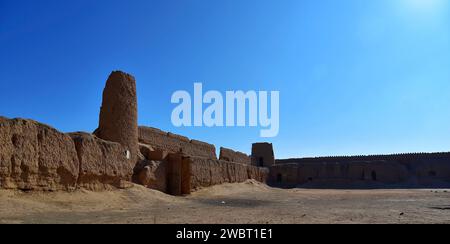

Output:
xmin=1 ymin=181 xmax=449 ymax=224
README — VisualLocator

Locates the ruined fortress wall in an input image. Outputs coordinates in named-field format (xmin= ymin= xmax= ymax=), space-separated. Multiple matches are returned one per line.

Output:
xmin=70 ymin=132 xmax=134 ymax=190
xmin=0 ymin=117 xmax=80 ymax=191
xmin=135 ymin=159 xmax=167 ymax=193
xmin=134 ymin=154 xmax=268 ymax=195
xmin=187 ymin=156 xmax=268 ymax=191
xmin=411 ymin=157 xmax=450 ymax=184
xmin=276 ymin=152 xmax=450 ymax=165
xmin=219 ymin=147 xmax=251 ymax=165
xmin=270 ymin=156 xmax=450 ymax=188
xmin=268 ymin=164 xmax=299 ymax=186
xmin=138 ymin=126 xmax=217 ymax=159
xmin=0 ymin=117 xmax=136 ymax=191
xmin=308 ymin=161 xmax=409 ymax=184
xmin=136 ymin=128 xmax=270 ymax=194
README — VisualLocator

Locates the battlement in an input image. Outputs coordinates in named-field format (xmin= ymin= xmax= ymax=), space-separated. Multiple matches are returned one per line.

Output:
xmin=277 ymin=152 xmax=450 ymax=164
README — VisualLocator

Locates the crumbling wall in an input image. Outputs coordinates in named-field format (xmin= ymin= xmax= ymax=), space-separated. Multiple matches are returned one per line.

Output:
xmin=135 ymin=150 xmax=269 ymax=195
xmin=138 ymin=126 xmax=217 ymax=159
xmin=69 ymin=132 xmax=134 ymax=190
xmin=0 ymin=117 xmax=80 ymax=191
xmin=136 ymin=160 xmax=167 ymax=193
xmin=219 ymin=147 xmax=251 ymax=165
xmin=139 ymin=143 xmax=169 ymax=161
xmin=0 ymin=117 xmax=139 ymax=191
xmin=134 ymin=143 xmax=169 ymax=193
xmin=187 ymin=156 xmax=268 ymax=191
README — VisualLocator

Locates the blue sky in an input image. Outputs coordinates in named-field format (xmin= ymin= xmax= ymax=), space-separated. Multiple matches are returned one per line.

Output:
xmin=1 ymin=0 xmax=449 ymax=158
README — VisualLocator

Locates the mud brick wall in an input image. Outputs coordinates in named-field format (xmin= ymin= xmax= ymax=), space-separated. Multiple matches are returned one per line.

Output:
xmin=0 ymin=117 xmax=79 ymax=191
xmin=70 ymin=132 xmax=134 ymax=190
xmin=269 ymin=157 xmax=450 ymax=188
xmin=0 ymin=117 xmax=135 ymax=191
xmin=187 ymin=156 xmax=268 ymax=191
xmin=269 ymin=161 xmax=411 ymax=187
xmin=219 ymin=147 xmax=251 ymax=165
xmin=138 ymin=126 xmax=217 ymax=159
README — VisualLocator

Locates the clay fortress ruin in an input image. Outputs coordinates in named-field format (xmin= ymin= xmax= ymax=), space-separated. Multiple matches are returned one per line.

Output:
xmin=1 ymin=71 xmax=450 ymax=194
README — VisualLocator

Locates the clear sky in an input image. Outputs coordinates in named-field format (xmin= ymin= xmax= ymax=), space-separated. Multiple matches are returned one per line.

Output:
xmin=1 ymin=0 xmax=449 ymax=159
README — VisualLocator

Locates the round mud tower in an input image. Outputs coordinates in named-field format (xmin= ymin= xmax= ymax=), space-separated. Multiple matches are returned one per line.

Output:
xmin=95 ymin=71 xmax=139 ymax=164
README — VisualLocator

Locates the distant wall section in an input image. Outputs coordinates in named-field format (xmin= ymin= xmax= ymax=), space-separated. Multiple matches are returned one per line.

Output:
xmin=138 ymin=126 xmax=217 ymax=160
xmin=270 ymin=153 xmax=450 ymax=188
xmin=219 ymin=147 xmax=251 ymax=165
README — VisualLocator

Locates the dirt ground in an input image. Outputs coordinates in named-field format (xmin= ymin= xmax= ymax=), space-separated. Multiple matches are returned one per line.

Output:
xmin=1 ymin=180 xmax=450 ymax=224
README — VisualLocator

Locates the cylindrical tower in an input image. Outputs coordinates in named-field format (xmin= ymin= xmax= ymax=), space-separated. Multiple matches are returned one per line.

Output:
xmin=95 ymin=71 xmax=139 ymax=164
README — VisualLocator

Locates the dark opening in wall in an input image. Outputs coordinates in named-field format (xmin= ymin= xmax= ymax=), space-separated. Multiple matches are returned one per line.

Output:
xmin=308 ymin=177 xmax=313 ymax=182
xmin=276 ymin=174 xmax=282 ymax=183
xmin=429 ymin=171 xmax=437 ymax=177
xmin=258 ymin=157 xmax=264 ymax=167
xmin=371 ymin=171 xmax=377 ymax=181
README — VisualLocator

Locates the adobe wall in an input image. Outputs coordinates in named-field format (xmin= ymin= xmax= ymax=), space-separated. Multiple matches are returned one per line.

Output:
xmin=413 ymin=157 xmax=450 ymax=185
xmin=70 ymin=132 xmax=134 ymax=190
xmin=187 ymin=156 xmax=269 ymax=192
xmin=135 ymin=140 xmax=268 ymax=195
xmin=0 ymin=70 xmax=269 ymax=194
xmin=270 ymin=155 xmax=450 ymax=188
xmin=0 ymin=117 xmax=80 ymax=191
xmin=138 ymin=126 xmax=217 ymax=160
xmin=0 ymin=117 xmax=134 ymax=191
xmin=269 ymin=164 xmax=299 ymax=186
xmin=276 ymin=152 xmax=450 ymax=164
xmin=135 ymin=159 xmax=167 ymax=193
xmin=219 ymin=147 xmax=251 ymax=165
